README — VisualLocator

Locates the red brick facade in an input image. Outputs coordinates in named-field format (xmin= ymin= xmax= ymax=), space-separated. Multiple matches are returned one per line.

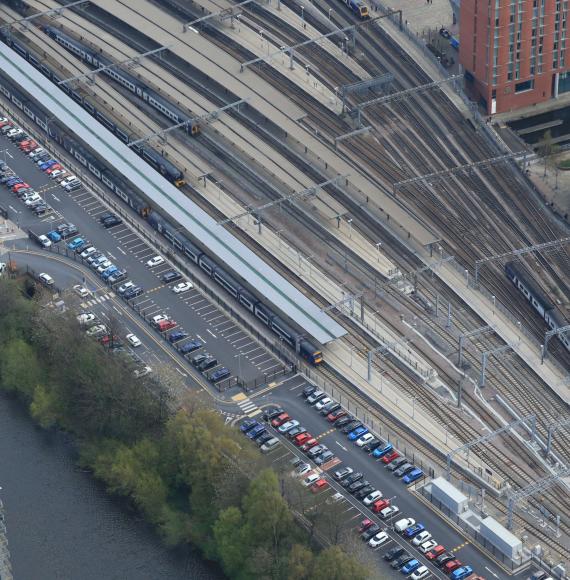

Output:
xmin=460 ymin=0 xmax=570 ymax=114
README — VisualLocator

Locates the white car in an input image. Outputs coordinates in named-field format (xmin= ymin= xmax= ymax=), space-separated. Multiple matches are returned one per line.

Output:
xmin=278 ymin=419 xmax=300 ymax=433
xmin=38 ymin=272 xmax=54 ymax=285
xmin=410 ymin=566 xmax=430 ymax=580
xmin=50 ymin=169 xmax=65 ymax=179
xmin=368 ymin=531 xmax=390 ymax=548
xmin=133 ymin=366 xmax=152 ymax=378
xmin=126 ymin=333 xmax=142 ymax=347
xmin=172 ymin=281 xmax=193 ymax=294
xmin=326 ymin=492 xmax=344 ymax=504
xmin=118 ymin=281 xmax=135 ymax=294
xmin=363 ymin=490 xmax=383 ymax=506
xmin=151 ymin=314 xmax=168 ymax=326
xmin=292 ymin=463 xmax=312 ymax=478
xmin=80 ymin=246 xmax=97 ymax=258
xmin=394 ymin=517 xmax=415 ymax=533
xmin=379 ymin=505 xmax=400 ymax=519
xmin=418 ymin=539 xmax=438 ymax=554
xmin=24 ymin=195 xmax=42 ymax=206
xmin=315 ymin=397 xmax=332 ymax=411
xmin=96 ymin=260 xmax=113 ymax=273
xmin=73 ymin=284 xmax=90 ymax=298
xmin=86 ymin=324 xmax=108 ymax=337
xmin=37 ymin=234 xmax=52 ymax=248
xmin=356 ymin=433 xmax=375 ymax=447
xmin=76 ymin=312 xmax=96 ymax=325
xmin=412 ymin=530 xmax=432 ymax=546
xmin=302 ymin=473 xmax=320 ymax=487
xmin=146 ymin=255 xmax=164 ymax=267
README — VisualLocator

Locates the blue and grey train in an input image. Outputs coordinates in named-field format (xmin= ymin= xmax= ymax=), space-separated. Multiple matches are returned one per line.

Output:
xmin=344 ymin=0 xmax=370 ymax=19
xmin=0 ymin=72 xmax=324 ymax=365
xmin=0 ymin=30 xmax=187 ymax=187
xmin=42 ymin=26 xmax=200 ymax=138
xmin=505 ymin=261 xmax=570 ymax=352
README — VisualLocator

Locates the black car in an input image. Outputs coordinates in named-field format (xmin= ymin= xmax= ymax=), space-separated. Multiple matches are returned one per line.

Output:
xmin=197 ymin=357 xmax=217 ymax=371
xmin=320 ymin=402 xmax=340 ymax=416
xmin=255 ymin=432 xmax=273 ymax=446
xmin=162 ymin=270 xmax=182 ymax=284
xmin=363 ymin=439 xmax=382 ymax=453
xmin=263 ymin=406 xmax=285 ymax=421
xmin=334 ymin=416 xmax=354 ymax=429
xmin=99 ymin=212 xmax=116 ymax=223
xmin=191 ymin=353 xmax=208 ymax=367
xmin=347 ymin=479 xmax=369 ymax=494
xmin=123 ymin=286 xmax=143 ymax=299
xmin=179 ymin=340 xmax=203 ymax=355
xmin=33 ymin=204 xmax=50 ymax=216
xmin=353 ymin=485 xmax=375 ymax=500
xmin=60 ymin=226 xmax=79 ymax=239
xmin=102 ymin=216 xmax=122 ymax=228
xmin=390 ymin=554 xmax=413 ymax=570
xmin=314 ymin=450 xmax=334 ymax=465
xmin=387 ymin=457 xmax=408 ymax=472
xmin=383 ymin=546 xmax=405 ymax=562
xmin=393 ymin=463 xmax=414 ymax=478
xmin=341 ymin=421 xmax=362 ymax=434
xmin=361 ymin=524 xmax=381 ymax=542
xmin=302 ymin=384 xmax=316 ymax=398
xmin=435 ymin=553 xmax=455 ymax=567
xmin=333 ymin=467 xmax=353 ymax=481
xmin=287 ymin=426 xmax=307 ymax=439
xmin=341 ymin=472 xmax=363 ymax=488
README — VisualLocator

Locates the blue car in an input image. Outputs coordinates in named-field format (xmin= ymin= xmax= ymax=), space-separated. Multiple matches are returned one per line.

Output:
xmin=47 ymin=230 xmax=61 ymax=242
xmin=348 ymin=426 xmax=369 ymax=441
xmin=101 ymin=266 xmax=119 ymax=280
xmin=246 ymin=424 xmax=266 ymax=439
xmin=401 ymin=559 xmax=420 ymax=575
xmin=39 ymin=160 xmax=57 ymax=170
xmin=67 ymin=237 xmax=85 ymax=251
xmin=6 ymin=178 xmax=23 ymax=187
xmin=451 ymin=566 xmax=473 ymax=580
xmin=179 ymin=339 xmax=203 ymax=354
xmin=372 ymin=442 xmax=394 ymax=458
xmin=403 ymin=523 xmax=425 ymax=538
xmin=168 ymin=331 xmax=189 ymax=343
xmin=210 ymin=367 xmax=230 ymax=383
xmin=402 ymin=468 xmax=424 ymax=485
xmin=240 ymin=419 xmax=258 ymax=433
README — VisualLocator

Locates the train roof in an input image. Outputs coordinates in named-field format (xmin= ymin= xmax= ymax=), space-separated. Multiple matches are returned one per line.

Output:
xmin=505 ymin=261 xmax=555 ymax=312
xmin=0 ymin=44 xmax=346 ymax=344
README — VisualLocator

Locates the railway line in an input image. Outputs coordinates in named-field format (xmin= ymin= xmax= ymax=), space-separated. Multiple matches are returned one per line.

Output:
xmin=2 ymin=0 xmax=569 ymax=559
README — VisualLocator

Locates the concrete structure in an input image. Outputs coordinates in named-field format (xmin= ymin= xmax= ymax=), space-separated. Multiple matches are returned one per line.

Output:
xmin=480 ymin=516 xmax=523 ymax=560
xmin=0 ymin=42 xmax=347 ymax=345
xmin=460 ymin=0 xmax=570 ymax=114
xmin=430 ymin=476 xmax=469 ymax=514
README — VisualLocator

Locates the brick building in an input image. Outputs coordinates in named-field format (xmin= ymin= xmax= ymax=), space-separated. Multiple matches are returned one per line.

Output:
xmin=460 ymin=0 xmax=570 ymax=114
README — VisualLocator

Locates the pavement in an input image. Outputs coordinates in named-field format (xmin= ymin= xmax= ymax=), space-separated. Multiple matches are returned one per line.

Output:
xmin=249 ymin=374 xmax=520 ymax=580
xmin=526 ymin=154 xmax=570 ymax=224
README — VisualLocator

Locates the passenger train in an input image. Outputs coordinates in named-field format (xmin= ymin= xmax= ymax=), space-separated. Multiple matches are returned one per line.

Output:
xmin=42 ymin=26 xmax=200 ymax=138
xmin=505 ymin=261 xmax=570 ymax=352
xmin=0 ymin=72 xmax=324 ymax=365
xmin=345 ymin=0 xmax=370 ymax=19
xmin=0 ymin=30 xmax=187 ymax=187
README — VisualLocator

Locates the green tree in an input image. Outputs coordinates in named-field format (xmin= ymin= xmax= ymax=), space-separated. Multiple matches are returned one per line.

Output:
xmin=30 ymin=383 xmax=61 ymax=428
xmin=213 ymin=506 xmax=247 ymax=577
xmin=287 ymin=544 xmax=314 ymax=580
xmin=311 ymin=546 xmax=369 ymax=580
xmin=0 ymin=338 xmax=42 ymax=397
xmin=539 ymin=129 xmax=554 ymax=176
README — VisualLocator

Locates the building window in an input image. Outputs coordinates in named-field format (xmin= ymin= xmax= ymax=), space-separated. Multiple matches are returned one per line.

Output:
xmin=515 ymin=79 xmax=534 ymax=92
xmin=508 ymin=72 xmax=513 ymax=80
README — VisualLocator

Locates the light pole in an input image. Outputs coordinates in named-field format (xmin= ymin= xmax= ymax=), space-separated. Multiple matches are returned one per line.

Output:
xmin=235 ymin=352 xmax=243 ymax=379
xmin=328 ymin=8 xmax=332 ymax=19
xmin=492 ymin=295 xmax=496 ymax=316
xmin=375 ymin=241 xmax=382 ymax=261
xmin=300 ymin=5 xmax=304 ymax=20
xmin=347 ymin=217 xmax=353 ymax=238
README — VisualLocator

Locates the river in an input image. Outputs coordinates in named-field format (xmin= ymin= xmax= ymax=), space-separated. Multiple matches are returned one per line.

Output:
xmin=0 ymin=394 xmax=223 ymax=580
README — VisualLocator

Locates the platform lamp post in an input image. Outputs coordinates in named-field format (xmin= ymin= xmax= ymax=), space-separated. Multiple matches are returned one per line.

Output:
xmin=328 ymin=8 xmax=333 ymax=19
xmin=300 ymin=5 xmax=304 ymax=20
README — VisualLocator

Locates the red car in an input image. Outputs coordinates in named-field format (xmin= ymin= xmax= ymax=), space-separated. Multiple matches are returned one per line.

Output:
xmin=300 ymin=438 xmax=318 ymax=452
xmin=19 ymin=139 xmax=33 ymax=150
xmin=99 ymin=334 xmax=120 ymax=346
xmin=0 ymin=121 xmax=12 ymax=129
xmin=45 ymin=164 xmax=63 ymax=174
xmin=294 ymin=432 xmax=312 ymax=446
xmin=12 ymin=182 xmax=30 ymax=193
xmin=271 ymin=413 xmax=290 ymax=427
xmin=311 ymin=478 xmax=328 ymax=493
xmin=381 ymin=450 xmax=400 ymax=464
xmin=426 ymin=545 xmax=445 ymax=560
xmin=358 ymin=518 xmax=374 ymax=533
xmin=157 ymin=319 xmax=177 ymax=332
xmin=372 ymin=499 xmax=390 ymax=513
xmin=443 ymin=560 xmax=463 ymax=573
xmin=327 ymin=409 xmax=347 ymax=422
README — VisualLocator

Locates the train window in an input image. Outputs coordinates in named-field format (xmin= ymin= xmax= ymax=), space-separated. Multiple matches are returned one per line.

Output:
xmin=115 ymin=188 xmax=129 ymax=203
xmin=88 ymin=163 xmax=101 ymax=178
xmin=164 ymin=230 xmax=174 ymax=243
xmin=272 ymin=322 xmax=294 ymax=346
xmin=23 ymin=106 xmax=34 ymax=119
xmin=173 ymin=238 xmax=183 ymax=251
xmin=75 ymin=151 xmax=87 ymax=165
xmin=199 ymin=258 xmax=213 ymax=276
xmin=255 ymin=306 xmax=270 ymax=325
xmin=183 ymin=245 xmax=199 ymax=263
xmin=36 ymin=118 xmax=46 ymax=130
xmin=11 ymin=95 xmax=22 ymax=108
xmin=41 ymin=65 xmax=51 ymax=77
xmin=13 ymin=42 xmax=26 ymax=57
xmin=214 ymin=272 xmax=238 ymax=297
xmin=83 ymin=100 xmax=95 ymax=115
xmin=102 ymin=174 xmax=113 ymax=189
xmin=0 ymin=86 xmax=9 ymax=98
xmin=28 ymin=55 xmax=39 ymax=68
xmin=116 ymin=129 xmax=129 ymax=143
xmin=96 ymin=112 xmax=114 ymax=130
xmin=239 ymin=292 xmax=255 ymax=312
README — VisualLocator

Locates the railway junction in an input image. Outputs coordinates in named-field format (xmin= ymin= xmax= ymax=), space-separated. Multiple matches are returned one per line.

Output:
xmin=0 ymin=0 xmax=568 ymax=576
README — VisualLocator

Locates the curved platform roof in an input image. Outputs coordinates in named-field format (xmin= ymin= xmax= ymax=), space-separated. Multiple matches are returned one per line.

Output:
xmin=0 ymin=43 xmax=346 ymax=344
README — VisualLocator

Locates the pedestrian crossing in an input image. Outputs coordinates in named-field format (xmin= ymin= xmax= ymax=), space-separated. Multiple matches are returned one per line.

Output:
xmin=232 ymin=393 xmax=262 ymax=417
xmin=80 ymin=292 xmax=113 ymax=309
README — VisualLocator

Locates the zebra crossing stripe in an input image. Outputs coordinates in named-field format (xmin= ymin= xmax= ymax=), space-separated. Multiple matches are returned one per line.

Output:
xmin=247 ymin=409 xmax=262 ymax=418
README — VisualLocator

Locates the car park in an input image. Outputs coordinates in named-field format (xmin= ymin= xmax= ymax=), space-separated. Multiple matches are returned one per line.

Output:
xmin=368 ymin=531 xmax=389 ymax=548
xmin=401 ymin=559 xmax=421 ymax=575
xmin=73 ymin=284 xmax=90 ymax=298
xmin=402 ymin=468 xmax=424 ymax=485
xmin=356 ymin=433 xmax=375 ymax=447
xmin=363 ymin=490 xmax=383 ymax=505
xmin=172 ymin=281 xmax=193 ymax=293
xmin=126 ymin=333 xmax=142 ymax=347
xmin=146 ymin=255 xmax=165 ymax=267
xmin=412 ymin=531 xmax=432 ymax=546
xmin=410 ymin=565 xmax=430 ymax=580
xmin=38 ymin=272 xmax=54 ymax=286
xmin=327 ymin=492 xmax=344 ymax=504
xmin=418 ymin=539 xmax=438 ymax=554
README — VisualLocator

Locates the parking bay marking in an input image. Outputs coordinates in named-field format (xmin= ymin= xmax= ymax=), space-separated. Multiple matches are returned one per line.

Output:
xmin=117 ymin=246 xmax=127 ymax=255
xmin=206 ymin=329 xmax=217 ymax=338
xmin=336 ymin=441 xmax=348 ymax=452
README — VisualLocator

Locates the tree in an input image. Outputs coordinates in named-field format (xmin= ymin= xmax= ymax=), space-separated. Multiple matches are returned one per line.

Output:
xmin=539 ymin=130 xmax=554 ymax=176
xmin=213 ymin=506 xmax=247 ymax=577
xmin=0 ymin=338 xmax=42 ymax=397
xmin=287 ymin=544 xmax=314 ymax=580
xmin=311 ymin=546 xmax=369 ymax=580
xmin=30 ymin=383 xmax=61 ymax=428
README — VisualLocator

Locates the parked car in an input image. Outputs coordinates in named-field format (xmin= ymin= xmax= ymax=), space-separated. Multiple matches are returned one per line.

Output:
xmin=426 ymin=545 xmax=446 ymax=560
xmin=372 ymin=441 xmax=394 ymax=458
xmin=348 ymin=426 xmax=369 ymax=441
xmin=314 ymin=397 xmax=332 ymax=411
xmin=108 ymin=269 xmax=127 ymax=283
xmin=353 ymin=485 xmax=375 ymax=500
xmin=356 ymin=433 xmax=375 ymax=447
xmin=341 ymin=472 xmax=363 ymax=488
xmin=73 ymin=284 xmax=90 ymax=298
xmin=310 ymin=479 xmax=328 ymax=493
xmin=306 ymin=390 xmax=326 ymax=405
xmin=387 ymin=457 xmax=408 ymax=472
xmin=363 ymin=490 xmax=383 ymax=506
xmin=102 ymin=216 xmax=122 ymax=228
xmin=314 ymin=450 xmax=335 ymax=465
xmin=327 ymin=409 xmax=347 ymax=422
xmin=240 ymin=419 xmax=258 ymax=433
xmin=319 ymin=401 xmax=340 ymax=416
xmin=169 ymin=331 xmax=189 ymax=343
xmin=299 ymin=438 xmax=318 ymax=452
xmin=278 ymin=420 xmax=300 ymax=433
xmin=302 ymin=473 xmax=320 ymax=487
xmin=263 ymin=407 xmax=285 ymax=421
xmin=411 ymin=565 xmax=430 ymax=580
xmin=379 ymin=505 xmax=400 ymax=519
xmin=383 ymin=546 xmax=405 ymax=562
xmin=161 ymin=270 xmax=182 ymax=284
xmin=391 ymin=554 xmax=414 ymax=570
xmin=133 ymin=366 xmax=152 ymax=378
xmin=368 ymin=531 xmax=389 ymax=548
xmin=450 ymin=566 xmax=473 ymax=580
xmin=126 ymin=333 xmax=142 ymax=347
xmin=341 ymin=421 xmax=362 ymax=434
xmin=402 ymin=468 xmax=424 ymax=485
xmin=393 ymin=463 xmax=415 ymax=477
xmin=382 ymin=450 xmax=400 ymax=464
xmin=435 ymin=553 xmax=455 ymax=567
xmin=293 ymin=432 xmax=313 ymax=447
xmin=334 ymin=416 xmax=355 ymax=429
xmin=124 ymin=286 xmax=143 ymax=299
xmin=86 ymin=324 xmax=108 ymax=337
xmin=260 ymin=437 xmax=280 ymax=453
xmin=38 ymin=272 xmax=54 ymax=286
xmin=76 ymin=312 xmax=96 ymax=325
xmin=46 ymin=230 xmax=61 ymax=243
xmin=401 ymin=559 xmax=421 ymax=575
xmin=418 ymin=539 xmax=438 ymax=554
xmin=270 ymin=413 xmax=290 ymax=427
xmin=403 ymin=523 xmax=425 ymax=538
xmin=307 ymin=444 xmax=327 ymax=459
xmin=394 ymin=518 xmax=415 ymax=533
xmin=172 ymin=281 xmax=193 ymax=293
xmin=146 ymin=255 xmax=165 ymax=267
xmin=302 ymin=384 xmax=316 ymax=398
xmin=412 ymin=531 xmax=432 ymax=546
xmin=333 ymin=467 xmax=354 ymax=481
xmin=117 ymin=281 xmax=135 ymax=294
xmin=197 ymin=357 xmax=217 ymax=371
xmin=443 ymin=560 xmax=463 ymax=574
xmin=361 ymin=524 xmax=381 ymax=542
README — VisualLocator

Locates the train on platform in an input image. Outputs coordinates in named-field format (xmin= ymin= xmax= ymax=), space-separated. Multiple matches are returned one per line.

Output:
xmin=0 ymin=29 xmax=187 ymax=187
xmin=505 ymin=261 xmax=570 ymax=352
xmin=344 ymin=0 xmax=370 ymax=19
xmin=0 ymin=71 xmax=324 ymax=365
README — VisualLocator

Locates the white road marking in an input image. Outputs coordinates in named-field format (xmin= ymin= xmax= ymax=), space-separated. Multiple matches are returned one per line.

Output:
xmin=336 ymin=441 xmax=348 ymax=452
xmin=196 ymin=334 xmax=206 ymax=344
xmin=112 ymin=306 xmax=122 ymax=316
xmin=107 ymin=252 xmax=116 ymax=260
xmin=52 ymin=194 xmax=61 ymax=202
xmin=206 ymin=329 xmax=217 ymax=338
xmin=117 ymin=247 xmax=127 ymax=255
xmin=175 ymin=367 xmax=187 ymax=377
xmin=8 ymin=205 xmax=19 ymax=213
xmin=484 ymin=567 xmax=499 ymax=579
xmin=5 ymin=151 xmax=12 ymax=158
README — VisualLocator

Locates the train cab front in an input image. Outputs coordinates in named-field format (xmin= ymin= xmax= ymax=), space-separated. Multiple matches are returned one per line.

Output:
xmin=359 ymin=5 xmax=370 ymax=18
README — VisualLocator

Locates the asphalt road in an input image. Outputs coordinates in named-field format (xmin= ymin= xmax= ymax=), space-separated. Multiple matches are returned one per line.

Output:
xmin=252 ymin=375 xmax=515 ymax=580
xmin=0 ymin=133 xmax=283 ymax=387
